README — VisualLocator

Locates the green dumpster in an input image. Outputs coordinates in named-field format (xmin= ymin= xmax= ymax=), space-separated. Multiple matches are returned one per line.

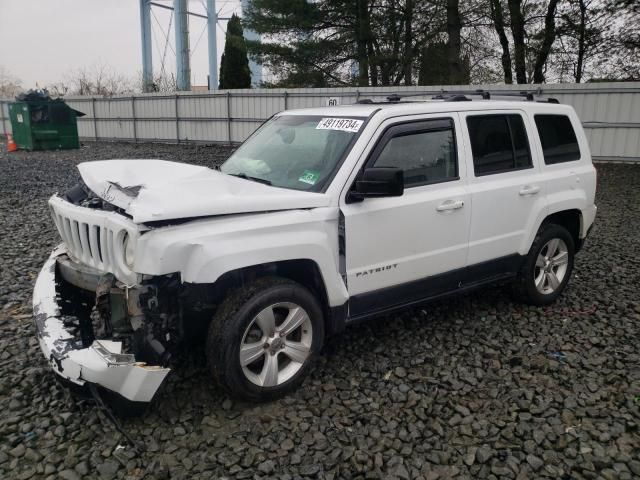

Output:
xmin=9 ymin=98 xmax=85 ymax=150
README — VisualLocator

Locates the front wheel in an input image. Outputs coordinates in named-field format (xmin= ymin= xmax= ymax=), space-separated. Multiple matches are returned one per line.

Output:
xmin=514 ymin=224 xmax=575 ymax=306
xmin=206 ymin=277 xmax=324 ymax=402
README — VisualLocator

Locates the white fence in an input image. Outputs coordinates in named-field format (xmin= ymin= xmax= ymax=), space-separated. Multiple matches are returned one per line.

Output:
xmin=2 ymin=82 xmax=640 ymax=161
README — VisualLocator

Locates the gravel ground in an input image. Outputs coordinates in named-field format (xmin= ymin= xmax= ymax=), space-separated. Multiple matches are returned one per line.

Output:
xmin=1 ymin=141 xmax=639 ymax=480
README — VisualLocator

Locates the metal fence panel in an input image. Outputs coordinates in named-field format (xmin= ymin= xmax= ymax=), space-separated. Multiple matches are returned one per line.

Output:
xmin=136 ymin=119 xmax=176 ymax=142
xmin=2 ymin=82 xmax=639 ymax=160
xmin=585 ymin=127 xmax=640 ymax=159
xmin=0 ymin=102 xmax=10 ymax=135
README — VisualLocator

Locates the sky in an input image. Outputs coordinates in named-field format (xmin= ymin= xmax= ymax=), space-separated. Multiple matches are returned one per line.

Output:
xmin=0 ymin=0 xmax=242 ymax=90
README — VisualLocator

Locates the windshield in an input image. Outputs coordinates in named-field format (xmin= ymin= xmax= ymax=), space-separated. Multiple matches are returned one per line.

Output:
xmin=220 ymin=115 xmax=365 ymax=192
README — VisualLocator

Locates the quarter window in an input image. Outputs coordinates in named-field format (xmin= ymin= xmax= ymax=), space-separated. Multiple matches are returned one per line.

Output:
xmin=534 ymin=114 xmax=581 ymax=164
xmin=467 ymin=114 xmax=532 ymax=176
xmin=372 ymin=119 xmax=458 ymax=188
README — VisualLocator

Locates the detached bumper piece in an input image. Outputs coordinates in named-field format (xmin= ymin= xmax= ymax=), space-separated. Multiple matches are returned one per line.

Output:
xmin=33 ymin=245 xmax=170 ymax=403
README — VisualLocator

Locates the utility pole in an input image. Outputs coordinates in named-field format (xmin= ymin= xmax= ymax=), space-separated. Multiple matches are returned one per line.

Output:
xmin=206 ymin=0 xmax=218 ymax=90
xmin=174 ymin=0 xmax=191 ymax=91
xmin=139 ymin=0 xmax=153 ymax=92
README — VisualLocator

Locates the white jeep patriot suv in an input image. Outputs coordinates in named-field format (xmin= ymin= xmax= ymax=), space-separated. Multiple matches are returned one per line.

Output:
xmin=33 ymin=92 xmax=597 ymax=408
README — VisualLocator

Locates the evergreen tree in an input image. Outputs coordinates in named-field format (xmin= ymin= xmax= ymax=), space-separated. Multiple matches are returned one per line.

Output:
xmin=243 ymin=0 xmax=640 ymax=86
xmin=219 ymin=14 xmax=251 ymax=89
xmin=418 ymin=42 xmax=448 ymax=85
xmin=245 ymin=0 xmax=445 ymax=87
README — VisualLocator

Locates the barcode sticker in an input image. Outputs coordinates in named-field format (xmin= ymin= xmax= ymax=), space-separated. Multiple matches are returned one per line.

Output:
xmin=316 ymin=118 xmax=363 ymax=132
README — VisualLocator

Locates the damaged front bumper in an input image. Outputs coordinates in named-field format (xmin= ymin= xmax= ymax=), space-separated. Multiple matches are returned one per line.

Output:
xmin=33 ymin=245 xmax=170 ymax=403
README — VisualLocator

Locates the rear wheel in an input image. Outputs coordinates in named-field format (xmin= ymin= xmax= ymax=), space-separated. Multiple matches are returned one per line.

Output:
xmin=206 ymin=277 xmax=324 ymax=401
xmin=514 ymin=224 xmax=575 ymax=306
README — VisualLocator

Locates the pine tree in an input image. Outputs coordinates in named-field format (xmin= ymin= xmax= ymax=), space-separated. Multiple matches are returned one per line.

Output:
xmin=418 ymin=42 xmax=448 ymax=86
xmin=219 ymin=14 xmax=251 ymax=89
xmin=244 ymin=0 xmax=446 ymax=87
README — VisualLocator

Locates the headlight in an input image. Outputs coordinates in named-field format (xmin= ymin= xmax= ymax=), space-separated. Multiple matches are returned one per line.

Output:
xmin=122 ymin=232 xmax=135 ymax=268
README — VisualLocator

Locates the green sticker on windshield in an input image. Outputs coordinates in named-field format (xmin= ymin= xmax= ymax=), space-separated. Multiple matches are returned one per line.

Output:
xmin=299 ymin=170 xmax=320 ymax=185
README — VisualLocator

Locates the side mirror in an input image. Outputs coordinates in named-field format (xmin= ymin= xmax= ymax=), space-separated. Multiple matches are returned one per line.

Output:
xmin=349 ymin=167 xmax=404 ymax=200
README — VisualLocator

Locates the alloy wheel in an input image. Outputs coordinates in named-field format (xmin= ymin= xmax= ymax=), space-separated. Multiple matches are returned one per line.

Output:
xmin=239 ymin=302 xmax=313 ymax=387
xmin=534 ymin=238 xmax=569 ymax=294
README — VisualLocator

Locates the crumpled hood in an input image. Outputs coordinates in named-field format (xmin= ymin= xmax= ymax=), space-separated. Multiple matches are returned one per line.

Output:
xmin=77 ymin=159 xmax=331 ymax=223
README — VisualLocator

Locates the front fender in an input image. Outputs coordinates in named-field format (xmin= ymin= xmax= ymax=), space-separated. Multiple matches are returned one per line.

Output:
xmin=134 ymin=208 xmax=349 ymax=306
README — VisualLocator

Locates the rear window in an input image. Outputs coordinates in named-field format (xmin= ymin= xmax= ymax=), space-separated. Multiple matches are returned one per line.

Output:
xmin=534 ymin=114 xmax=581 ymax=164
xmin=466 ymin=114 xmax=532 ymax=176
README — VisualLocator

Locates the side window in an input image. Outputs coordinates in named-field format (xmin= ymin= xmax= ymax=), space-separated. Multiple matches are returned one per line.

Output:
xmin=372 ymin=119 xmax=458 ymax=188
xmin=466 ymin=114 xmax=532 ymax=176
xmin=534 ymin=114 xmax=581 ymax=164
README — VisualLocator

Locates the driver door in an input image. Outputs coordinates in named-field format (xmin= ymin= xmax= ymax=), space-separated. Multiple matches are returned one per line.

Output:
xmin=340 ymin=115 xmax=471 ymax=318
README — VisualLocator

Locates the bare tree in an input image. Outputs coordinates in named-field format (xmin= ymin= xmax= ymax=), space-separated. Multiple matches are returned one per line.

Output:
xmin=505 ymin=0 xmax=527 ymax=83
xmin=355 ymin=0 xmax=373 ymax=86
xmin=532 ymin=0 xmax=560 ymax=83
xmin=574 ymin=0 xmax=590 ymax=82
xmin=550 ymin=0 xmax=605 ymax=82
xmin=488 ymin=0 xmax=513 ymax=83
xmin=46 ymin=81 xmax=71 ymax=97
xmin=152 ymin=72 xmax=179 ymax=92
xmin=447 ymin=0 xmax=465 ymax=84
xmin=0 ymin=66 xmax=23 ymax=98
xmin=132 ymin=70 xmax=178 ymax=93
xmin=47 ymin=63 xmax=136 ymax=96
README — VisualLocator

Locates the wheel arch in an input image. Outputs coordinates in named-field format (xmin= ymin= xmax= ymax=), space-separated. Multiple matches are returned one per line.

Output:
xmin=541 ymin=208 xmax=586 ymax=251
xmin=210 ymin=259 xmax=345 ymax=337
xmin=522 ymin=207 xmax=584 ymax=255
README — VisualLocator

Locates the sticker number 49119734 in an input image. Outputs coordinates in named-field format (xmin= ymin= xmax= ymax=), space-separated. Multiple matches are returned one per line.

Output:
xmin=316 ymin=118 xmax=364 ymax=133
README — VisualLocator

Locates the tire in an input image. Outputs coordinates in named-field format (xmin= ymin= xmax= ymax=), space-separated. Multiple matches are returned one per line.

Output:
xmin=206 ymin=276 xmax=324 ymax=402
xmin=513 ymin=223 xmax=575 ymax=306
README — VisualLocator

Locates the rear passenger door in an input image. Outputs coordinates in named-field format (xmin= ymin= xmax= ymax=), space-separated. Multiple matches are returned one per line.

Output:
xmin=460 ymin=110 xmax=547 ymax=272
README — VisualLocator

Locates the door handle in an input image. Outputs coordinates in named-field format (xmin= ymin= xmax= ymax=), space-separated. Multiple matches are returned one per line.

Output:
xmin=436 ymin=200 xmax=464 ymax=212
xmin=519 ymin=185 xmax=540 ymax=196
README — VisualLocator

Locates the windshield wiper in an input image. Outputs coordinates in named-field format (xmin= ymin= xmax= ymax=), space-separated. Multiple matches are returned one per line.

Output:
xmin=228 ymin=173 xmax=272 ymax=185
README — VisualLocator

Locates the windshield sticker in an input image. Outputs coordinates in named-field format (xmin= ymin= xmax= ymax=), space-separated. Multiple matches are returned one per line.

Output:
xmin=316 ymin=118 xmax=364 ymax=133
xmin=299 ymin=170 xmax=320 ymax=185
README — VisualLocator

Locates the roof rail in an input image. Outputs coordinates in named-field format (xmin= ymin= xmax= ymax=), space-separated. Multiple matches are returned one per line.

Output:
xmin=435 ymin=89 xmax=561 ymax=104
xmin=432 ymin=89 xmax=492 ymax=100
xmin=355 ymin=89 xmax=560 ymax=104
